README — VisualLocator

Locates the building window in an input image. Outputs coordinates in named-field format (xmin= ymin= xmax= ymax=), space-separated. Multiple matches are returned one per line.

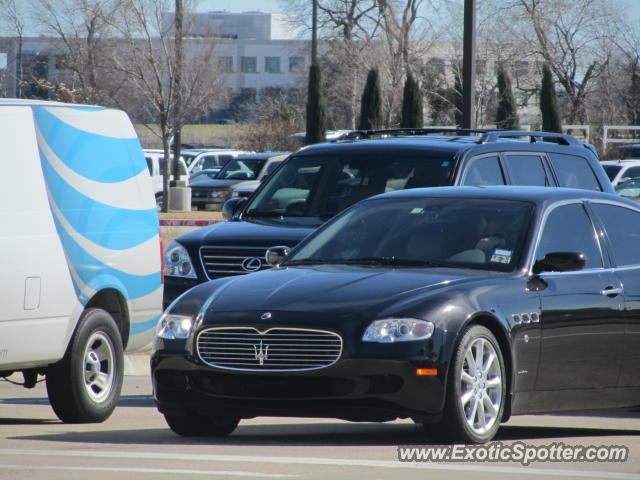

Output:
xmin=218 ymin=56 xmax=233 ymax=73
xmin=241 ymin=56 xmax=257 ymax=73
xmin=289 ymin=56 xmax=305 ymax=72
xmin=265 ymin=56 xmax=281 ymax=73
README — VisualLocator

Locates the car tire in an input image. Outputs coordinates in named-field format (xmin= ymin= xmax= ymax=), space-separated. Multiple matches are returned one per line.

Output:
xmin=164 ymin=413 xmax=240 ymax=437
xmin=46 ymin=308 xmax=124 ymax=423
xmin=432 ymin=325 xmax=505 ymax=443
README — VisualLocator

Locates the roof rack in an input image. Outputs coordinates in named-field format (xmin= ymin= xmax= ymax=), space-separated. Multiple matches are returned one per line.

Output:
xmin=334 ymin=128 xmax=582 ymax=146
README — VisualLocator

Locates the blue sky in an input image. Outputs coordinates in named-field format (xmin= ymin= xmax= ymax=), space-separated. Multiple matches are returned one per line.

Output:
xmin=194 ymin=0 xmax=284 ymax=13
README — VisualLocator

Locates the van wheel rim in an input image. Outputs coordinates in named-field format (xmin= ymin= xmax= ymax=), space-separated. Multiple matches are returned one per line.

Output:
xmin=459 ymin=337 xmax=502 ymax=435
xmin=83 ymin=331 xmax=115 ymax=403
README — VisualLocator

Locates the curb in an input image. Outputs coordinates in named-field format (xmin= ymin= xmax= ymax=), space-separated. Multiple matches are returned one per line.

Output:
xmin=159 ymin=219 xmax=223 ymax=227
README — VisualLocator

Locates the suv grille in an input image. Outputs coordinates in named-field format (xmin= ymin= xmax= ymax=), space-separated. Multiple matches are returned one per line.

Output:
xmin=200 ymin=246 xmax=271 ymax=279
xmin=197 ymin=327 xmax=343 ymax=371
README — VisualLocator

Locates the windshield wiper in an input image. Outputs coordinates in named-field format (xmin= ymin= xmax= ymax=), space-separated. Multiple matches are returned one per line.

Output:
xmin=337 ymin=257 xmax=453 ymax=267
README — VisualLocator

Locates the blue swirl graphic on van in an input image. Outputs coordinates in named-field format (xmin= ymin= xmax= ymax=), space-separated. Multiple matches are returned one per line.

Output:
xmin=33 ymin=106 xmax=160 ymax=318
xmin=34 ymin=106 xmax=146 ymax=183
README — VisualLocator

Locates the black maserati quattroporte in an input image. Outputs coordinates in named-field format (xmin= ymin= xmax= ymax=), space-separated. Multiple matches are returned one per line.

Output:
xmin=152 ymin=186 xmax=640 ymax=443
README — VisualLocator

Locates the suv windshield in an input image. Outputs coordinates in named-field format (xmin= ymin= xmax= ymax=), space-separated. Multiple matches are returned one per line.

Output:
xmin=218 ymin=157 xmax=267 ymax=180
xmin=287 ymin=197 xmax=534 ymax=272
xmin=243 ymin=153 xmax=455 ymax=227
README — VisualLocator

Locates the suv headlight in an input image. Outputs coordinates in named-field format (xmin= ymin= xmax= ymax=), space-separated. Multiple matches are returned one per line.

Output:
xmin=362 ymin=318 xmax=434 ymax=343
xmin=164 ymin=242 xmax=197 ymax=278
xmin=156 ymin=314 xmax=193 ymax=339
xmin=210 ymin=189 xmax=230 ymax=199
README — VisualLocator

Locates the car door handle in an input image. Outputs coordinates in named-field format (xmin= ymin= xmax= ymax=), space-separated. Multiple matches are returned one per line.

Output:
xmin=600 ymin=286 xmax=624 ymax=297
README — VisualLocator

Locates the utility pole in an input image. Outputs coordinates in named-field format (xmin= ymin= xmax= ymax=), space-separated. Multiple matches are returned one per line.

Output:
xmin=311 ymin=0 xmax=318 ymax=65
xmin=462 ymin=0 xmax=476 ymax=129
xmin=173 ymin=0 xmax=183 ymax=186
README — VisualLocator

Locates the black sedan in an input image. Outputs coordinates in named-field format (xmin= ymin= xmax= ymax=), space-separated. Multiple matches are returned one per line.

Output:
xmin=152 ymin=186 xmax=640 ymax=443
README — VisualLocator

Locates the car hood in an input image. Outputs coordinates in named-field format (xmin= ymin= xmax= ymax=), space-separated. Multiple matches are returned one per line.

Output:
xmin=178 ymin=218 xmax=315 ymax=247
xmin=201 ymin=264 xmax=501 ymax=319
xmin=190 ymin=179 xmax=249 ymax=189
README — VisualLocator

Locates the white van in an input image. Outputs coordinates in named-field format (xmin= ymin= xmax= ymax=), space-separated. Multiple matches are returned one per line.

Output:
xmin=0 ymin=99 xmax=163 ymax=423
xmin=143 ymin=149 xmax=190 ymax=208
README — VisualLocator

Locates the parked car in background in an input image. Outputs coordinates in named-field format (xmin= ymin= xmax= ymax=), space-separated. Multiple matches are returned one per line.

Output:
xmin=163 ymin=128 xmax=613 ymax=307
xmin=154 ymin=186 xmax=640 ymax=443
xmin=618 ymin=144 xmax=640 ymax=159
xmin=1 ymin=99 xmax=162 ymax=423
xmin=190 ymin=168 xmax=222 ymax=183
xmin=231 ymin=183 xmax=259 ymax=199
xmin=143 ymin=149 xmax=190 ymax=209
xmin=600 ymin=159 xmax=640 ymax=186
xmin=615 ymin=177 xmax=640 ymax=202
xmin=189 ymin=152 xmax=288 ymax=211
xmin=182 ymin=148 xmax=249 ymax=176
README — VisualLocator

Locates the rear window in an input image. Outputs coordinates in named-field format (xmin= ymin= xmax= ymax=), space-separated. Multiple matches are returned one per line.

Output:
xmin=603 ymin=164 xmax=622 ymax=181
xmin=548 ymin=153 xmax=602 ymax=191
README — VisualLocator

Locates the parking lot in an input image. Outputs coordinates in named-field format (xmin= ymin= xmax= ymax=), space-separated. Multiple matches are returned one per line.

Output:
xmin=1 ymin=369 xmax=640 ymax=480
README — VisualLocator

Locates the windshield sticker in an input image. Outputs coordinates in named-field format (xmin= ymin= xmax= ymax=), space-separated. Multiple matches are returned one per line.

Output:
xmin=491 ymin=249 xmax=513 ymax=264
xmin=441 ymin=161 xmax=450 ymax=167
xmin=410 ymin=208 xmax=425 ymax=214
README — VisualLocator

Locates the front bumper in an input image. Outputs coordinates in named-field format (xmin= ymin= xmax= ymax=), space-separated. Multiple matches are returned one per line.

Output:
xmin=152 ymin=349 xmax=446 ymax=423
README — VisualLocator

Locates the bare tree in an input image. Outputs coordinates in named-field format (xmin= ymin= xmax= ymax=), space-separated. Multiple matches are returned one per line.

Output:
xmin=32 ymin=0 xmax=123 ymax=103
xmin=0 ymin=0 xmax=26 ymax=97
xmin=515 ymin=0 xmax=618 ymax=124
xmin=105 ymin=0 xmax=227 ymax=211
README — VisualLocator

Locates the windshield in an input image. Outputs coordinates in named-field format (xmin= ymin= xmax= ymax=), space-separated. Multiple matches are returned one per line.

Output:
xmin=603 ymin=164 xmax=622 ymax=181
xmin=218 ymin=157 xmax=267 ymax=180
xmin=616 ymin=179 xmax=640 ymax=198
xmin=286 ymin=196 xmax=534 ymax=272
xmin=244 ymin=153 xmax=455 ymax=227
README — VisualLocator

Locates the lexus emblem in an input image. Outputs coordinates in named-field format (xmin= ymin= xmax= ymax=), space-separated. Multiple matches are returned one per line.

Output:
xmin=260 ymin=312 xmax=272 ymax=320
xmin=241 ymin=256 xmax=262 ymax=272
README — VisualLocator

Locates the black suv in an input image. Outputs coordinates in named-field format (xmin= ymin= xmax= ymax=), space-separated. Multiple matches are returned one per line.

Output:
xmin=163 ymin=129 xmax=613 ymax=306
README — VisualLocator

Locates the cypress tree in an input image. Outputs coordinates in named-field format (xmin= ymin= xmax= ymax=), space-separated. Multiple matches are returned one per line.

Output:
xmin=495 ymin=66 xmax=520 ymax=130
xmin=358 ymin=68 xmax=382 ymax=130
xmin=540 ymin=64 xmax=562 ymax=133
xmin=306 ymin=63 xmax=326 ymax=144
xmin=401 ymin=71 xmax=424 ymax=128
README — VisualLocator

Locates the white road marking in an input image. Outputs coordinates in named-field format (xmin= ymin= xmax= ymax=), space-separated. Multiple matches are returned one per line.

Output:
xmin=0 ymin=464 xmax=295 ymax=478
xmin=0 ymin=449 xmax=638 ymax=479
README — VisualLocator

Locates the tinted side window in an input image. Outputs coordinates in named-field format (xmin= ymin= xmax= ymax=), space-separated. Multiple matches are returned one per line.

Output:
xmin=461 ymin=155 xmax=505 ymax=185
xmin=548 ymin=153 xmax=602 ymax=191
xmin=145 ymin=157 xmax=153 ymax=175
xmin=504 ymin=154 xmax=551 ymax=186
xmin=592 ymin=203 xmax=640 ymax=266
xmin=536 ymin=203 xmax=602 ymax=269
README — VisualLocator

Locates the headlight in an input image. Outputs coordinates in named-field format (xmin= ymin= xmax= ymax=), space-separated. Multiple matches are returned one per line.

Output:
xmin=362 ymin=318 xmax=434 ymax=343
xmin=209 ymin=189 xmax=230 ymax=199
xmin=164 ymin=242 xmax=196 ymax=278
xmin=156 ymin=314 xmax=193 ymax=339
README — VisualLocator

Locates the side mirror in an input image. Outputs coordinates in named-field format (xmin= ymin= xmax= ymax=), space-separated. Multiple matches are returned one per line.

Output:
xmin=532 ymin=252 xmax=586 ymax=274
xmin=222 ymin=197 xmax=247 ymax=220
xmin=265 ymin=246 xmax=291 ymax=266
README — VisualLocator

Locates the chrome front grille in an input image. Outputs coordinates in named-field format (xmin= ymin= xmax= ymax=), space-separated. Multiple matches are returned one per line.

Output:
xmin=200 ymin=245 xmax=271 ymax=279
xmin=197 ymin=327 xmax=343 ymax=371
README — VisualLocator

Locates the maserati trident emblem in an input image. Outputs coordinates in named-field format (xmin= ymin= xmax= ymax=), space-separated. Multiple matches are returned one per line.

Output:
xmin=253 ymin=340 xmax=269 ymax=365
xmin=260 ymin=312 xmax=272 ymax=320
xmin=241 ymin=256 xmax=262 ymax=272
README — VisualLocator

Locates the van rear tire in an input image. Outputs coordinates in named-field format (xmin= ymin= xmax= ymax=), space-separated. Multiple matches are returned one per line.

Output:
xmin=46 ymin=308 xmax=124 ymax=423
